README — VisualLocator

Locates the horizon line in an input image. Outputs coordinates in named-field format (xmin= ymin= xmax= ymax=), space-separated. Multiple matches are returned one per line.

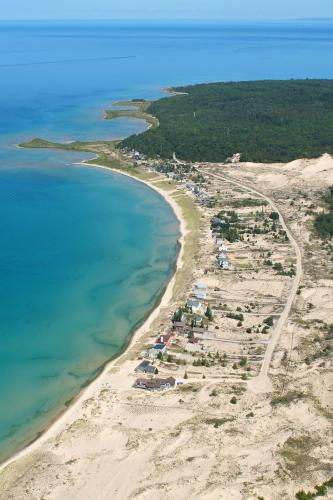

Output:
xmin=0 ymin=16 xmax=333 ymax=23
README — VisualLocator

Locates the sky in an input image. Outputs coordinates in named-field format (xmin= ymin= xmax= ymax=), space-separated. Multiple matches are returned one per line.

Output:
xmin=1 ymin=0 xmax=333 ymax=21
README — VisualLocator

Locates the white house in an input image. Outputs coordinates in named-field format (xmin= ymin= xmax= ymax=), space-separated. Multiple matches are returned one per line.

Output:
xmin=148 ymin=343 xmax=167 ymax=359
xmin=186 ymin=299 xmax=204 ymax=314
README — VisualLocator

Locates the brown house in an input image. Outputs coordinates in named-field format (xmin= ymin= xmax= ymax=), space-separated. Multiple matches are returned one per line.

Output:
xmin=134 ymin=377 xmax=176 ymax=391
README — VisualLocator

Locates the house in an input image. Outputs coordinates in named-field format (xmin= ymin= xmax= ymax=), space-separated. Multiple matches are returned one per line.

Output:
xmin=155 ymin=334 xmax=174 ymax=346
xmin=148 ymin=343 xmax=167 ymax=359
xmin=218 ymin=258 xmax=230 ymax=270
xmin=194 ymin=291 xmax=207 ymax=300
xmin=134 ymin=377 xmax=176 ymax=391
xmin=216 ymin=238 xmax=223 ymax=246
xmin=135 ymin=361 xmax=157 ymax=375
xmin=218 ymin=244 xmax=228 ymax=252
xmin=186 ymin=183 xmax=196 ymax=192
xmin=198 ymin=191 xmax=209 ymax=200
xmin=132 ymin=150 xmax=141 ymax=160
xmin=166 ymin=172 xmax=175 ymax=179
xmin=196 ymin=282 xmax=208 ymax=290
xmin=173 ymin=321 xmax=186 ymax=333
xmin=218 ymin=252 xmax=227 ymax=260
xmin=186 ymin=299 xmax=203 ymax=314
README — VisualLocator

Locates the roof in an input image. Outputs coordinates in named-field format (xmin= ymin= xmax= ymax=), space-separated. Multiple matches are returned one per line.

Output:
xmin=150 ymin=343 xmax=167 ymax=351
xmin=173 ymin=321 xmax=185 ymax=328
xmin=135 ymin=377 xmax=176 ymax=390
xmin=194 ymin=292 xmax=207 ymax=300
xmin=156 ymin=334 xmax=174 ymax=344
xmin=135 ymin=361 xmax=156 ymax=373
xmin=187 ymin=299 xmax=202 ymax=309
xmin=196 ymin=282 xmax=208 ymax=289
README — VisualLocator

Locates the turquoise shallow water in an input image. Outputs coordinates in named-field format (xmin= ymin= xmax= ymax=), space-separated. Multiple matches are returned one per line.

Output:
xmin=0 ymin=162 xmax=180 ymax=462
xmin=1 ymin=19 xmax=333 ymax=462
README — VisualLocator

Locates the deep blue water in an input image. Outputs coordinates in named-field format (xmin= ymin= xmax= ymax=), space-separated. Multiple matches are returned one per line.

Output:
xmin=1 ymin=19 xmax=333 ymax=462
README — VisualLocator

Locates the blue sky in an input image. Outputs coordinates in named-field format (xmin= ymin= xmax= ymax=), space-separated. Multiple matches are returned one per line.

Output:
xmin=1 ymin=0 xmax=333 ymax=20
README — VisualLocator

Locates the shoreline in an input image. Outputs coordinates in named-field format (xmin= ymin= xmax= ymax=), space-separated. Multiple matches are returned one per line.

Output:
xmin=0 ymin=158 xmax=188 ymax=473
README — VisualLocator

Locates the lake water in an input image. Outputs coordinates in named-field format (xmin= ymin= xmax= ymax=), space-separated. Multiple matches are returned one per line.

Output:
xmin=1 ymin=19 xmax=333 ymax=463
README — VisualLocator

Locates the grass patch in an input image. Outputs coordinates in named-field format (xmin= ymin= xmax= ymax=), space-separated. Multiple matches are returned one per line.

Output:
xmin=205 ymin=417 xmax=235 ymax=428
xmin=178 ymin=384 xmax=200 ymax=393
xmin=223 ymin=198 xmax=268 ymax=208
xmin=271 ymin=391 xmax=304 ymax=407
xmin=279 ymin=436 xmax=317 ymax=476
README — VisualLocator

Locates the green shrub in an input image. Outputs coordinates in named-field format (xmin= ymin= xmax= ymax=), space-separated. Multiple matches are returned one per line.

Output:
xmin=269 ymin=211 xmax=280 ymax=220
xmin=264 ymin=316 xmax=274 ymax=327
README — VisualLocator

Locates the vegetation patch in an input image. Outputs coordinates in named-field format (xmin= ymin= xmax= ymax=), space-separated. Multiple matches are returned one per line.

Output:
xmin=280 ymin=436 xmax=317 ymax=476
xmin=178 ymin=384 xmax=200 ymax=393
xmin=120 ymin=80 xmax=333 ymax=163
xmin=205 ymin=417 xmax=235 ymax=428
xmin=314 ymin=186 xmax=333 ymax=239
xmin=223 ymin=198 xmax=268 ymax=208
xmin=271 ymin=391 xmax=304 ymax=407
xmin=295 ymin=478 xmax=333 ymax=499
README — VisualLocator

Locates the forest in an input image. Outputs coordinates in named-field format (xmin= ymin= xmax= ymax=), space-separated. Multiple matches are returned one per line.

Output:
xmin=119 ymin=80 xmax=333 ymax=163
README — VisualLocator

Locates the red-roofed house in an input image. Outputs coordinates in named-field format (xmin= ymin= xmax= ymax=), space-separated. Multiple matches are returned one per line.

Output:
xmin=155 ymin=334 xmax=175 ymax=346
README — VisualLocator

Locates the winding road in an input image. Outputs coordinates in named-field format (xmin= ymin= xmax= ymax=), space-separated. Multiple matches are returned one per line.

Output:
xmin=198 ymin=167 xmax=303 ymax=393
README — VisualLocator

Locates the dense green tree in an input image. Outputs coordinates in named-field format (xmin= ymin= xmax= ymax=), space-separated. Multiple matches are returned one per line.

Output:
xmin=205 ymin=306 xmax=213 ymax=321
xmin=119 ymin=80 xmax=333 ymax=163
xmin=269 ymin=212 xmax=280 ymax=220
